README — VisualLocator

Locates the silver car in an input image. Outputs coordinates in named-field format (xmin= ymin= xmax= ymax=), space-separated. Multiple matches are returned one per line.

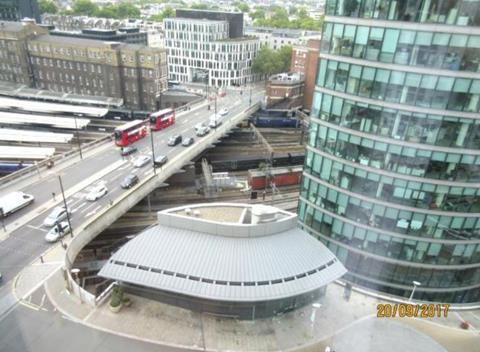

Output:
xmin=133 ymin=155 xmax=151 ymax=168
xmin=43 ymin=207 xmax=69 ymax=227
xmin=45 ymin=221 xmax=70 ymax=242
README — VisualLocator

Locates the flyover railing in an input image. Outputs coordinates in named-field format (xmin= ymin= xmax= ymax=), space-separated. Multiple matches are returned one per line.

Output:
xmin=0 ymin=134 xmax=113 ymax=191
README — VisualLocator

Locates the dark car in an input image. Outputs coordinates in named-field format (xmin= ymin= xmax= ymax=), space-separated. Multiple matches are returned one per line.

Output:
xmin=121 ymin=146 xmax=138 ymax=156
xmin=167 ymin=135 xmax=182 ymax=146
xmin=120 ymin=174 xmax=139 ymax=189
xmin=182 ymin=137 xmax=195 ymax=146
xmin=154 ymin=155 xmax=168 ymax=167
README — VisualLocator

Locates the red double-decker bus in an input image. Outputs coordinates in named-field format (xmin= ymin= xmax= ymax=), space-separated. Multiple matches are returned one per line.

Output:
xmin=149 ymin=108 xmax=175 ymax=131
xmin=114 ymin=119 xmax=148 ymax=147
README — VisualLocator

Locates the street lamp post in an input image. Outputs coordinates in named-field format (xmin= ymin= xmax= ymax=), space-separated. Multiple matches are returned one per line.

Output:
xmin=58 ymin=175 xmax=73 ymax=238
xmin=150 ymin=126 xmax=156 ymax=175
xmin=249 ymin=85 xmax=252 ymax=107
xmin=408 ymin=281 xmax=421 ymax=301
xmin=214 ymin=86 xmax=218 ymax=131
xmin=74 ymin=115 xmax=83 ymax=160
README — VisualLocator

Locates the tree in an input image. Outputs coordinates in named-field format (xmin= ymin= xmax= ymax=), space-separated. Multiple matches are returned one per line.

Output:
xmin=250 ymin=8 xmax=265 ymax=21
xmin=116 ymin=3 xmax=140 ymax=19
xmin=149 ymin=6 xmax=175 ymax=21
xmin=252 ymin=46 xmax=287 ymax=77
xmin=277 ymin=45 xmax=292 ymax=72
xmin=38 ymin=0 xmax=58 ymax=14
xmin=234 ymin=2 xmax=249 ymax=13
xmin=190 ymin=3 xmax=208 ymax=10
xmin=71 ymin=0 xmax=99 ymax=16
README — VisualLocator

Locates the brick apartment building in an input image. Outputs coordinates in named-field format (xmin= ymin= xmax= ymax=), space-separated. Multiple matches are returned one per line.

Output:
xmin=291 ymin=39 xmax=320 ymax=111
xmin=0 ymin=20 xmax=167 ymax=111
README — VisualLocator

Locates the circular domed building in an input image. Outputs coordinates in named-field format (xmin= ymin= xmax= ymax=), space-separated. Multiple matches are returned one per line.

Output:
xmin=99 ymin=203 xmax=346 ymax=319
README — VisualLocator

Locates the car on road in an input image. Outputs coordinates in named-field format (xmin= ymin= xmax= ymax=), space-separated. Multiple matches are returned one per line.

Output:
xmin=182 ymin=137 xmax=195 ymax=147
xmin=154 ymin=155 xmax=168 ymax=167
xmin=133 ymin=155 xmax=151 ymax=168
xmin=0 ymin=191 xmax=34 ymax=217
xmin=86 ymin=184 xmax=108 ymax=201
xmin=167 ymin=135 xmax=182 ymax=146
xmin=196 ymin=126 xmax=210 ymax=137
xmin=43 ymin=206 xmax=69 ymax=227
xmin=219 ymin=108 xmax=229 ymax=116
xmin=45 ymin=221 xmax=71 ymax=242
xmin=121 ymin=146 xmax=138 ymax=156
xmin=120 ymin=174 xmax=139 ymax=189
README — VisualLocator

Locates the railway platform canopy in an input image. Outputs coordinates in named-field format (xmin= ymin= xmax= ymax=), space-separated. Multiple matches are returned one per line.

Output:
xmin=0 ymin=96 xmax=108 ymax=118
xmin=0 ymin=146 xmax=55 ymax=160
xmin=0 ymin=111 xmax=90 ymax=130
xmin=0 ymin=81 xmax=123 ymax=108
xmin=0 ymin=128 xmax=73 ymax=144
xmin=99 ymin=203 xmax=346 ymax=320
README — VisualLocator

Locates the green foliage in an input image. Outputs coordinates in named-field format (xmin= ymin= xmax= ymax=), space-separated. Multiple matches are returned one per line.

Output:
xmin=149 ymin=6 xmax=175 ymax=22
xmin=71 ymin=0 xmax=99 ymax=16
xmin=110 ymin=286 xmax=124 ymax=308
xmin=250 ymin=8 xmax=265 ymax=21
xmin=190 ymin=3 xmax=208 ymax=10
xmin=252 ymin=45 xmax=292 ymax=77
xmin=254 ymin=5 xmax=323 ymax=31
xmin=70 ymin=0 xmax=140 ymax=19
xmin=234 ymin=2 xmax=249 ymax=13
xmin=38 ymin=0 xmax=58 ymax=14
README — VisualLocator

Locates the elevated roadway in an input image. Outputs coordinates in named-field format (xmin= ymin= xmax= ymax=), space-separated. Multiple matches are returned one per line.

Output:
xmin=0 ymin=87 xmax=264 ymax=314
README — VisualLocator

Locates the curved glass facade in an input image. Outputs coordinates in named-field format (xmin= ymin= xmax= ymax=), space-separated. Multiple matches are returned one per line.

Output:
xmin=299 ymin=0 xmax=480 ymax=303
xmin=325 ymin=0 xmax=480 ymax=26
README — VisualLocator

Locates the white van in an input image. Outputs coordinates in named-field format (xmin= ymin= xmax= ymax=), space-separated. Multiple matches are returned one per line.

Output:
xmin=209 ymin=114 xmax=225 ymax=128
xmin=0 ymin=191 xmax=34 ymax=217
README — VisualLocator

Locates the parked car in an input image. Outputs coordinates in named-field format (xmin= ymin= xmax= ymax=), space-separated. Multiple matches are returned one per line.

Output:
xmin=121 ymin=146 xmax=137 ymax=156
xmin=154 ymin=155 xmax=168 ymax=167
xmin=133 ymin=155 xmax=151 ymax=168
xmin=120 ymin=174 xmax=139 ymax=189
xmin=43 ymin=206 xmax=69 ymax=227
xmin=45 ymin=221 xmax=71 ymax=242
xmin=86 ymin=184 xmax=108 ymax=201
xmin=196 ymin=126 xmax=210 ymax=137
xmin=219 ymin=108 xmax=229 ymax=116
xmin=182 ymin=137 xmax=195 ymax=147
xmin=167 ymin=135 xmax=182 ymax=146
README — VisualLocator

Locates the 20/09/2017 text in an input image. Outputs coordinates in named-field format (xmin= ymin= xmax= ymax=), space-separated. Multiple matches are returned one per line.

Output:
xmin=377 ymin=304 xmax=450 ymax=318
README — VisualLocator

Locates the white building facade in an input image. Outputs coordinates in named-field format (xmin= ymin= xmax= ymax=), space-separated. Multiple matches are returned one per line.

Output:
xmin=164 ymin=17 xmax=260 ymax=86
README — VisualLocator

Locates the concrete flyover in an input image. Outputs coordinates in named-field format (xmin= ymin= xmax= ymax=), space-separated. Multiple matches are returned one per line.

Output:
xmin=63 ymin=102 xmax=261 ymax=305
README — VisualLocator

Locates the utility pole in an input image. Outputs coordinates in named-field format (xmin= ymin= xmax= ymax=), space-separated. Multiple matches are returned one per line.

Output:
xmin=58 ymin=175 xmax=73 ymax=238
xmin=214 ymin=87 xmax=217 ymax=131
xmin=74 ymin=115 xmax=83 ymax=160
xmin=150 ymin=127 xmax=156 ymax=175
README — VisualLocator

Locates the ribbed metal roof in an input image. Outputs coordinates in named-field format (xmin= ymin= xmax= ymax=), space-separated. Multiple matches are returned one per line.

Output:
xmin=99 ymin=221 xmax=346 ymax=302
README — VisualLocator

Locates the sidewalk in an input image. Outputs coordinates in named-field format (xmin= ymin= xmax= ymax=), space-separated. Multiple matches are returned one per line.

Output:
xmin=13 ymin=243 xmax=479 ymax=352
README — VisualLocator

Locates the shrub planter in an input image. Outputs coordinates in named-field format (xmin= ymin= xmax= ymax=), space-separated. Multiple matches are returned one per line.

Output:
xmin=109 ymin=286 xmax=124 ymax=313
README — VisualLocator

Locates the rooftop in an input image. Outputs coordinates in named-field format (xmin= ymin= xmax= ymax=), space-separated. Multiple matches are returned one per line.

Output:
xmin=99 ymin=203 xmax=346 ymax=302
xmin=33 ymin=34 xmax=118 ymax=48
xmin=269 ymin=72 xmax=305 ymax=83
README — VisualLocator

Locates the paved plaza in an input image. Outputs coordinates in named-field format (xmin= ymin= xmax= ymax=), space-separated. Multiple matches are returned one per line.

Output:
xmin=3 ymin=236 xmax=479 ymax=352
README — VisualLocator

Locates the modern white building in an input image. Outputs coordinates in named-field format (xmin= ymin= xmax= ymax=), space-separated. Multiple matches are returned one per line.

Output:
xmin=164 ymin=9 xmax=260 ymax=86
xmin=245 ymin=26 xmax=321 ymax=50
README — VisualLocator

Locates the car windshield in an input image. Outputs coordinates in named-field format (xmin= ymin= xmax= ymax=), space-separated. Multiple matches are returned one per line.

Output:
xmin=48 ymin=208 xmax=63 ymax=219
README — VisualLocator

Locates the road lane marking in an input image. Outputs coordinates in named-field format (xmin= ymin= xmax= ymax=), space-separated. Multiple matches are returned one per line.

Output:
xmin=85 ymin=205 xmax=102 ymax=217
xmin=79 ymin=201 xmax=98 ymax=214
xmin=71 ymin=202 xmax=88 ymax=213
xmin=26 ymin=225 xmax=48 ymax=233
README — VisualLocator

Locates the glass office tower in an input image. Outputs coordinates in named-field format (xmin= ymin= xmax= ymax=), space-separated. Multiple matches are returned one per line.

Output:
xmin=298 ymin=0 xmax=480 ymax=303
